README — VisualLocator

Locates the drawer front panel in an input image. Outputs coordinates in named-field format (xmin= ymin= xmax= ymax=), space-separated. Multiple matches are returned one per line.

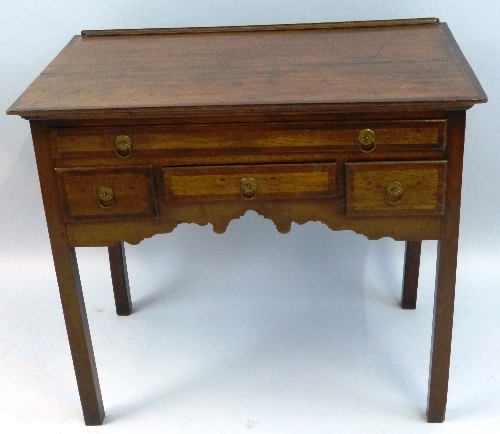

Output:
xmin=345 ymin=161 xmax=446 ymax=216
xmin=164 ymin=163 xmax=336 ymax=201
xmin=57 ymin=166 xmax=158 ymax=222
xmin=52 ymin=120 xmax=445 ymax=157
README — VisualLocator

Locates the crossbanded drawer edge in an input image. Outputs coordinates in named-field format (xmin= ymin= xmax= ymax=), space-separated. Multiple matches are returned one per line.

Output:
xmin=345 ymin=161 xmax=447 ymax=217
xmin=50 ymin=120 xmax=447 ymax=157
xmin=163 ymin=163 xmax=337 ymax=201
xmin=56 ymin=165 xmax=159 ymax=222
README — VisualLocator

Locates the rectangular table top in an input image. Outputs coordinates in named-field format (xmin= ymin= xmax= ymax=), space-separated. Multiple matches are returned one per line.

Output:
xmin=7 ymin=18 xmax=486 ymax=120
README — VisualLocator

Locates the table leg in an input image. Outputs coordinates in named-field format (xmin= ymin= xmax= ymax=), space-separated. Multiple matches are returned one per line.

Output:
xmin=52 ymin=245 xmax=105 ymax=425
xmin=31 ymin=121 xmax=105 ymax=425
xmin=401 ymin=241 xmax=422 ymax=309
xmin=426 ymin=237 xmax=458 ymax=422
xmin=426 ymin=110 xmax=465 ymax=423
xmin=108 ymin=241 xmax=132 ymax=316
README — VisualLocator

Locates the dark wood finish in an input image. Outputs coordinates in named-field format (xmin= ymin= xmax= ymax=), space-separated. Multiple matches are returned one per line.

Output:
xmin=47 ymin=109 xmax=452 ymax=127
xmin=53 ymin=149 xmax=447 ymax=170
xmin=401 ymin=241 xmax=422 ymax=309
xmin=108 ymin=241 xmax=132 ymax=316
xmin=30 ymin=121 xmax=104 ymax=425
xmin=427 ymin=110 xmax=466 ymax=422
xmin=81 ymin=18 xmax=441 ymax=37
xmin=6 ymin=20 xmax=486 ymax=425
xmin=65 ymin=201 xmax=444 ymax=244
xmin=7 ymin=20 xmax=486 ymax=120
xmin=345 ymin=161 xmax=446 ymax=216
xmin=164 ymin=163 xmax=336 ymax=202
xmin=51 ymin=120 xmax=446 ymax=159
xmin=56 ymin=166 xmax=158 ymax=222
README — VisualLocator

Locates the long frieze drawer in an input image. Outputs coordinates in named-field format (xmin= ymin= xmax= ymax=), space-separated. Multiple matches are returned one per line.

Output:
xmin=164 ymin=163 xmax=336 ymax=201
xmin=51 ymin=120 xmax=446 ymax=157
xmin=57 ymin=166 xmax=158 ymax=222
xmin=345 ymin=161 xmax=446 ymax=216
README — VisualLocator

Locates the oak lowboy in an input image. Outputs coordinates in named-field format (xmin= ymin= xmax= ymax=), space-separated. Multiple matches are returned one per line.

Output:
xmin=7 ymin=18 xmax=486 ymax=425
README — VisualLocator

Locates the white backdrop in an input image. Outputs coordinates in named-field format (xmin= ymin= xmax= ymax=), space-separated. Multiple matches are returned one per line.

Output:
xmin=1 ymin=1 xmax=499 ymax=433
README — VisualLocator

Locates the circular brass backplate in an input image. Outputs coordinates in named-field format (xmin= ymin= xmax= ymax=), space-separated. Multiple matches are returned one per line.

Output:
xmin=240 ymin=177 xmax=257 ymax=199
xmin=386 ymin=181 xmax=403 ymax=204
xmin=358 ymin=129 xmax=376 ymax=153
xmin=115 ymin=135 xmax=132 ymax=158
xmin=98 ymin=186 xmax=114 ymax=208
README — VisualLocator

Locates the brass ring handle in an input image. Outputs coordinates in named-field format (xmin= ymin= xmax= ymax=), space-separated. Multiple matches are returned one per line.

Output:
xmin=115 ymin=135 xmax=132 ymax=158
xmin=98 ymin=186 xmax=114 ymax=208
xmin=386 ymin=181 xmax=403 ymax=204
xmin=240 ymin=177 xmax=257 ymax=199
xmin=358 ymin=129 xmax=376 ymax=153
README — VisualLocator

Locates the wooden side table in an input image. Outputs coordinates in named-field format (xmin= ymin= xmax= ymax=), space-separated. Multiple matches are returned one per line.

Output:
xmin=7 ymin=18 xmax=486 ymax=425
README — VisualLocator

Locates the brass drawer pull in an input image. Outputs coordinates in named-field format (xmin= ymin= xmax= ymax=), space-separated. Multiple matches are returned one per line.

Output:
xmin=115 ymin=135 xmax=132 ymax=158
xmin=358 ymin=129 xmax=376 ymax=153
xmin=98 ymin=186 xmax=114 ymax=208
xmin=386 ymin=181 xmax=403 ymax=204
xmin=240 ymin=177 xmax=257 ymax=199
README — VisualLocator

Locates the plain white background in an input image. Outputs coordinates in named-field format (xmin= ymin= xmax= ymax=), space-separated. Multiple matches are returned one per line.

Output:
xmin=1 ymin=1 xmax=499 ymax=433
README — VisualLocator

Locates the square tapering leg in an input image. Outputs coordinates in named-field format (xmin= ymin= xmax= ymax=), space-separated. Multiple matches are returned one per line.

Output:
xmin=54 ymin=247 xmax=105 ymax=425
xmin=31 ymin=121 xmax=105 ymax=425
xmin=108 ymin=241 xmax=132 ymax=316
xmin=426 ymin=110 xmax=465 ymax=423
xmin=401 ymin=241 xmax=422 ymax=309
xmin=426 ymin=237 xmax=458 ymax=423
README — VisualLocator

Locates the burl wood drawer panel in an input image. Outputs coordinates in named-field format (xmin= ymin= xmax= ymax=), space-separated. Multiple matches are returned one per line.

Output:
xmin=51 ymin=120 xmax=446 ymax=158
xmin=164 ymin=163 xmax=336 ymax=201
xmin=345 ymin=161 xmax=447 ymax=216
xmin=57 ymin=166 xmax=158 ymax=222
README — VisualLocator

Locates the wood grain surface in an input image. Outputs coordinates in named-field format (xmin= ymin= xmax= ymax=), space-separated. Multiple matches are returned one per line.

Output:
xmin=6 ymin=19 xmax=487 ymax=425
xmin=51 ymin=120 xmax=446 ymax=158
xmin=30 ymin=122 xmax=105 ymax=425
xmin=7 ymin=20 xmax=486 ymax=119
xmin=164 ymin=163 xmax=336 ymax=201
xmin=57 ymin=166 xmax=158 ymax=221
xmin=345 ymin=161 xmax=446 ymax=216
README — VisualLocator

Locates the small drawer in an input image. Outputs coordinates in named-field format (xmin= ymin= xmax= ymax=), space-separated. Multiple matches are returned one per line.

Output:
xmin=51 ymin=120 xmax=446 ymax=158
xmin=57 ymin=166 xmax=158 ymax=222
xmin=163 ymin=163 xmax=336 ymax=202
xmin=345 ymin=161 xmax=446 ymax=216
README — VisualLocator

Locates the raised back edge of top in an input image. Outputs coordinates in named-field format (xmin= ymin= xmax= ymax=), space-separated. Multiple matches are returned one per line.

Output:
xmin=81 ymin=18 xmax=440 ymax=37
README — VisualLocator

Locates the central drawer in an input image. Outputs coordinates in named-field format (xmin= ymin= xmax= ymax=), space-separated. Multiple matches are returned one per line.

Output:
xmin=163 ymin=163 xmax=337 ymax=201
